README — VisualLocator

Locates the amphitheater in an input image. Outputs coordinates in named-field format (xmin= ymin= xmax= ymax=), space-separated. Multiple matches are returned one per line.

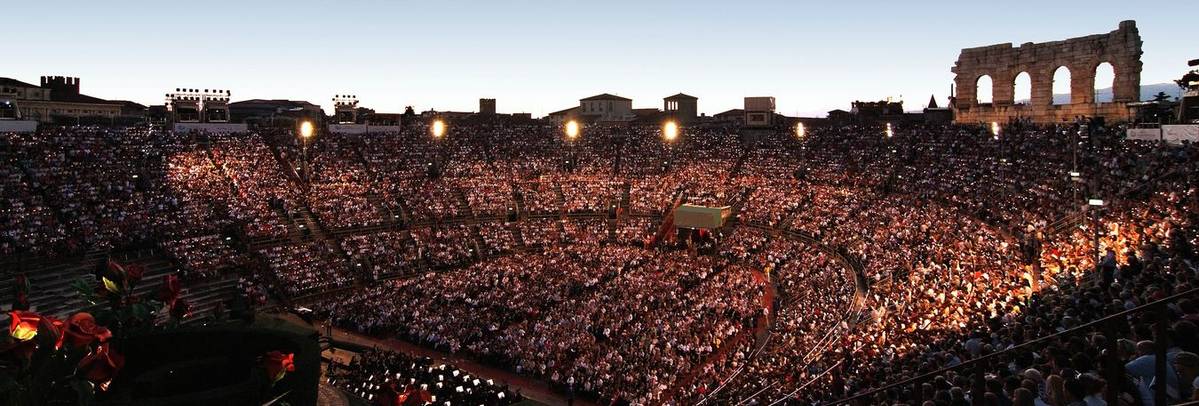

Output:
xmin=2 ymin=118 xmax=1197 ymax=405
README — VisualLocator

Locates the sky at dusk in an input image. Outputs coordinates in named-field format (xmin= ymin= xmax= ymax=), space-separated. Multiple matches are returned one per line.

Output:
xmin=6 ymin=0 xmax=1194 ymax=117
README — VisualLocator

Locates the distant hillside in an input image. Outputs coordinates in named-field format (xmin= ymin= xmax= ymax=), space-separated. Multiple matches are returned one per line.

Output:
xmin=1015 ymin=83 xmax=1182 ymax=104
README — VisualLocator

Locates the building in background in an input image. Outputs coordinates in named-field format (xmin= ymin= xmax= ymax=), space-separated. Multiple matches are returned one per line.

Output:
xmin=0 ymin=76 xmax=140 ymax=123
xmin=664 ymin=93 xmax=698 ymax=124
xmin=851 ymin=99 xmax=906 ymax=123
xmin=579 ymin=93 xmax=633 ymax=122
xmin=546 ymin=106 xmax=580 ymax=123
xmin=228 ymin=99 xmax=324 ymax=127
xmin=479 ymin=98 xmax=496 ymax=115
xmin=923 ymin=95 xmax=954 ymax=124
xmin=744 ymin=97 xmax=776 ymax=127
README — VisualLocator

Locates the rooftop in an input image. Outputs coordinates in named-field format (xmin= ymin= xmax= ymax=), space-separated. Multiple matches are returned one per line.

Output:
xmin=0 ymin=77 xmax=41 ymax=88
xmin=580 ymin=93 xmax=631 ymax=102
xmin=664 ymin=93 xmax=698 ymax=100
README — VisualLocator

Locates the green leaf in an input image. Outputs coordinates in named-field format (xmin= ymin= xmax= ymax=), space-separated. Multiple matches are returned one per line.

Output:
xmin=131 ymin=303 xmax=150 ymax=323
xmin=72 ymin=276 xmax=96 ymax=296
xmin=73 ymin=276 xmax=99 ymax=305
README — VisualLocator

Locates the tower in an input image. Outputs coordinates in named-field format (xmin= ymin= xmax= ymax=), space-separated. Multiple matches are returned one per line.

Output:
xmin=166 ymin=88 xmax=230 ymax=123
xmin=664 ymin=93 xmax=698 ymax=123
xmin=479 ymin=98 xmax=497 ymax=115
xmin=334 ymin=95 xmax=359 ymax=124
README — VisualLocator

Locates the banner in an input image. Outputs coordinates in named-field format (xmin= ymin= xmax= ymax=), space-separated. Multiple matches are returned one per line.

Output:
xmin=174 ymin=123 xmax=248 ymax=133
xmin=1126 ymin=128 xmax=1160 ymax=141
xmin=0 ymin=120 xmax=37 ymax=133
xmin=1163 ymin=125 xmax=1199 ymax=145
xmin=328 ymin=124 xmax=404 ymax=134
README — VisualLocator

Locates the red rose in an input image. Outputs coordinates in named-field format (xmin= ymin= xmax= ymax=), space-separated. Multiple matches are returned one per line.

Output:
xmin=3 ymin=311 xmax=64 ymax=358
xmin=8 ymin=310 xmax=41 ymax=341
xmin=125 ymin=264 xmax=145 ymax=284
xmin=100 ymin=259 xmax=127 ymax=294
xmin=38 ymin=316 xmax=65 ymax=350
xmin=4 ymin=311 xmax=41 ymax=360
xmin=158 ymin=275 xmax=181 ymax=307
xmin=63 ymin=312 xmax=112 ymax=349
xmin=78 ymin=343 xmax=125 ymax=391
xmin=261 ymin=351 xmax=295 ymax=383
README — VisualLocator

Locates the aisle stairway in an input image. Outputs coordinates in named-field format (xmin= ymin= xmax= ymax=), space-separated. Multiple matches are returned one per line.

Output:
xmin=452 ymin=186 xmax=474 ymax=219
xmin=510 ymin=225 xmax=526 ymax=248
xmin=620 ymin=182 xmax=631 ymax=211
xmin=1 ymin=253 xmax=238 ymax=325
xmin=296 ymin=206 xmax=331 ymax=241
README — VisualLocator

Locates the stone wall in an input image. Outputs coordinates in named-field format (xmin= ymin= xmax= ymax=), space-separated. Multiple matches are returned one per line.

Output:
xmin=952 ymin=20 xmax=1143 ymax=124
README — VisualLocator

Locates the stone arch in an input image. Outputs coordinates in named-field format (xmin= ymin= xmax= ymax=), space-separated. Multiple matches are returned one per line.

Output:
xmin=976 ymin=74 xmax=994 ymax=104
xmin=950 ymin=21 xmax=1142 ymax=122
xmin=1093 ymin=62 xmax=1115 ymax=103
xmin=1013 ymin=71 xmax=1032 ymax=104
xmin=1051 ymin=66 xmax=1071 ymax=105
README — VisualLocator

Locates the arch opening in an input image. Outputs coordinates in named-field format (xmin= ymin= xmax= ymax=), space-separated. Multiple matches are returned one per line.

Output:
xmin=975 ymin=75 xmax=993 ymax=104
xmin=1013 ymin=72 xmax=1031 ymax=104
xmin=1094 ymin=62 xmax=1115 ymax=103
xmin=1052 ymin=66 xmax=1071 ymax=105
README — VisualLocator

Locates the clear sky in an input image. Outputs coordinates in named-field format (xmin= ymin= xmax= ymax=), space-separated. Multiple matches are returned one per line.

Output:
xmin=6 ymin=0 xmax=1193 ymax=117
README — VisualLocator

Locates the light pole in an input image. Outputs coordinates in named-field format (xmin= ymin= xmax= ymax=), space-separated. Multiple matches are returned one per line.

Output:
xmin=565 ymin=120 xmax=579 ymax=171
xmin=431 ymin=119 xmax=446 ymax=177
xmin=298 ymin=120 xmax=314 ymax=183
xmin=795 ymin=121 xmax=807 ymax=176
xmin=663 ymin=120 xmax=679 ymax=142
xmin=663 ymin=120 xmax=679 ymax=169
xmin=431 ymin=119 xmax=446 ymax=140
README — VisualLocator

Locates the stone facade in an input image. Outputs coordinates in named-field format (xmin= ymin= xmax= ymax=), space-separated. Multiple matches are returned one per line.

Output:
xmin=952 ymin=20 xmax=1142 ymax=124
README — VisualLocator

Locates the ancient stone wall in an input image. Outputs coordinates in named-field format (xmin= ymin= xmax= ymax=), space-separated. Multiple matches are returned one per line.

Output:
xmin=952 ymin=20 xmax=1142 ymax=124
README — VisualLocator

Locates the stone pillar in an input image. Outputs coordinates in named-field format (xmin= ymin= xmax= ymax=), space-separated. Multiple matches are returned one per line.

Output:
xmin=992 ymin=70 xmax=1016 ymax=106
xmin=1112 ymin=20 xmax=1142 ymax=103
xmin=1072 ymin=64 xmax=1096 ymax=105
xmin=955 ymin=73 xmax=977 ymax=109
xmin=1112 ymin=60 xmax=1142 ymax=102
xmin=1030 ymin=66 xmax=1055 ymax=107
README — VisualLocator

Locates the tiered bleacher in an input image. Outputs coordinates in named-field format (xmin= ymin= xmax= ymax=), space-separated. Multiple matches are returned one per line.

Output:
xmin=3 ymin=121 xmax=1196 ymax=405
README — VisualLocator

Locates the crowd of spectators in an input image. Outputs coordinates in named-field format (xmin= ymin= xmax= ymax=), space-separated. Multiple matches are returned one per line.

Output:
xmin=318 ymin=243 xmax=766 ymax=404
xmin=4 ymin=120 xmax=1198 ymax=405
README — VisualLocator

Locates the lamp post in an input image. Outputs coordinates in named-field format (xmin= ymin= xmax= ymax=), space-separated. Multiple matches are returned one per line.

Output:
xmin=430 ymin=119 xmax=446 ymax=177
xmin=565 ymin=120 xmax=579 ymax=171
xmin=298 ymin=120 xmax=314 ymax=183
xmin=663 ymin=120 xmax=679 ymax=169
xmin=663 ymin=120 xmax=679 ymax=142
xmin=795 ymin=121 xmax=808 ymax=176
xmin=431 ymin=119 xmax=446 ymax=140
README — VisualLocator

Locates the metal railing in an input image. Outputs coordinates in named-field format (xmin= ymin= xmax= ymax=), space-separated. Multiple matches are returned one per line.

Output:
xmin=829 ymin=287 xmax=1199 ymax=405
